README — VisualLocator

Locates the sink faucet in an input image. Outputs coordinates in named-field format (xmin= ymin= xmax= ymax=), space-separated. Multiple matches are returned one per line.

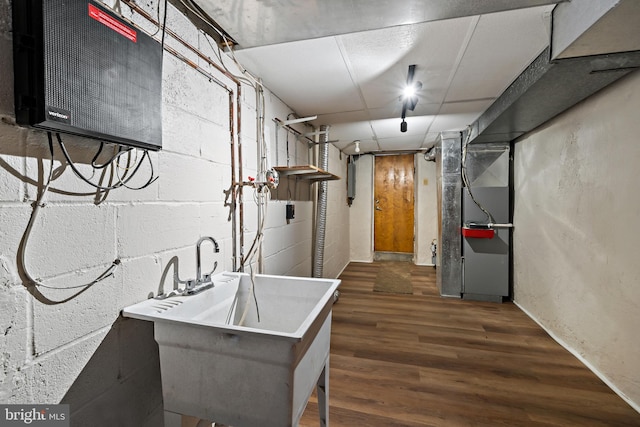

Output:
xmin=186 ymin=236 xmax=220 ymax=295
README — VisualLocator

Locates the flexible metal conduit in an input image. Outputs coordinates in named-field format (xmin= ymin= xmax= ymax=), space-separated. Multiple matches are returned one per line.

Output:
xmin=313 ymin=125 xmax=330 ymax=278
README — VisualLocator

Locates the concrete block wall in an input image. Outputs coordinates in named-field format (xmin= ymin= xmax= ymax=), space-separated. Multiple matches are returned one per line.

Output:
xmin=323 ymin=148 xmax=350 ymax=278
xmin=415 ymin=155 xmax=438 ymax=266
xmin=349 ymin=155 xmax=374 ymax=262
xmin=0 ymin=0 xmax=349 ymax=425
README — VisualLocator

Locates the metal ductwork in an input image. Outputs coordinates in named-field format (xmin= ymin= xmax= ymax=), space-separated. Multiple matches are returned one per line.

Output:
xmin=313 ymin=124 xmax=330 ymax=278
xmin=435 ymin=132 xmax=463 ymax=297
xmin=433 ymin=0 xmax=640 ymax=300
xmin=469 ymin=0 xmax=640 ymax=145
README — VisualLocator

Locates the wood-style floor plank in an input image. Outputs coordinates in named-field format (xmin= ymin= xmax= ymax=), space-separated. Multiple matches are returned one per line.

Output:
xmin=299 ymin=261 xmax=640 ymax=426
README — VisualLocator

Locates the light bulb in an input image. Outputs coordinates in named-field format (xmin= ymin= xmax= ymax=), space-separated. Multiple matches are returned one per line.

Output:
xmin=354 ymin=140 xmax=360 ymax=153
xmin=403 ymin=85 xmax=416 ymax=99
xmin=402 ymin=82 xmax=422 ymax=100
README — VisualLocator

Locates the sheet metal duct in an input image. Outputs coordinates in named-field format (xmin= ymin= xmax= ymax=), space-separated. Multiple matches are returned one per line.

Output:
xmin=552 ymin=0 xmax=640 ymax=60
xmin=469 ymin=0 xmax=640 ymax=144
xmin=435 ymin=131 xmax=463 ymax=297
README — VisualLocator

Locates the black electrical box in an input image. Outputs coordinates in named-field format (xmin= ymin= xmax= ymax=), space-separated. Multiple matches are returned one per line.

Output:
xmin=12 ymin=0 xmax=163 ymax=150
xmin=286 ymin=203 xmax=295 ymax=220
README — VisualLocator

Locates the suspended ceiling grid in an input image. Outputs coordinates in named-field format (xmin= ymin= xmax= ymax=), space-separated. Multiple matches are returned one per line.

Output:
xmin=189 ymin=0 xmax=561 ymax=154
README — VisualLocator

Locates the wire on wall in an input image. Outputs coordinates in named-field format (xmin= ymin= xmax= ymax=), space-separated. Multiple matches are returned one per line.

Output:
xmin=178 ymin=0 xmax=261 ymax=88
xmin=56 ymin=133 xmax=158 ymax=191
xmin=182 ymin=0 xmax=273 ymax=315
xmin=160 ymin=0 xmax=168 ymax=51
xmin=18 ymin=133 xmax=123 ymax=298
xmin=228 ymin=184 xmax=268 ymax=326
xmin=461 ymin=126 xmax=495 ymax=224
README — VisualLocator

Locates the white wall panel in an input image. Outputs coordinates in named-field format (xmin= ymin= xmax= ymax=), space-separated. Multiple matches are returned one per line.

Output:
xmin=513 ymin=70 xmax=640 ymax=409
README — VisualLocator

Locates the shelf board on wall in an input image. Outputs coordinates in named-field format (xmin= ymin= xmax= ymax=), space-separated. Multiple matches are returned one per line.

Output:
xmin=274 ymin=165 xmax=340 ymax=182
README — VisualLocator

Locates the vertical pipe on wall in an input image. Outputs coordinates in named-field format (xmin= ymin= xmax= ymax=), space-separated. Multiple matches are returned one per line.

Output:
xmin=237 ymin=85 xmax=245 ymax=272
xmin=231 ymin=84 xmax=242 ymax=272
xmin=313 ymin=125 xmax=330 ymax=278
xmin=120 ymin=0 xmax=245 ymax=272
xmin=228 ymin=90 xmax=237 ymax=271
xmin=256 ymin=82 xmax=265 ymax=273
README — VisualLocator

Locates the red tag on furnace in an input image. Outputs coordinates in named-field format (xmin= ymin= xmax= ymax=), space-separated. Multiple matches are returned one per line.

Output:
xmin=88 ymin=3 xmax=137 ymax=42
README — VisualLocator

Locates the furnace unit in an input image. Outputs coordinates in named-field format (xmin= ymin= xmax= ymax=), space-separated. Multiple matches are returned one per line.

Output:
xmin=461 ymin=143 xmax=511 ymax=302
xmin=435 ymin=133 xmax=512 ymax=302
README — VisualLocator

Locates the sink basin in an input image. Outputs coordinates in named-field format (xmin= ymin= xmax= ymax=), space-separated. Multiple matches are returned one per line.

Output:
xmin=123 ymin=272 xmax=340 ymax=427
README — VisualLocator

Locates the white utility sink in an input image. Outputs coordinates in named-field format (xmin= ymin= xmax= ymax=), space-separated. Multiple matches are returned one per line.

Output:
xmin=123 ymin=272 xmax=340 ymax=427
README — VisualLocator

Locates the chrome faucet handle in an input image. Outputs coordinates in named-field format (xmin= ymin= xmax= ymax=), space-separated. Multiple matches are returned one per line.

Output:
xmin=199 ymin=271 xmax=214 ymax=285
xmin=196 ymin=236 xmax=220 ymax=284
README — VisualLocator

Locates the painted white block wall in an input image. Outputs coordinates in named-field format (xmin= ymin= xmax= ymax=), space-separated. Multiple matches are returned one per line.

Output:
xmin=0 ymin=1 xmax=349 ymax=425
xmin=349 ymin=154 xmax=374 ymax=262
xmin=349 ymin=153 xmax=438 ymax=264
xmin=513 ymin=70 xmax=640 ymax=409
xmin=415 ymin=155 xmax=438 ymax=265
xmin=323 ymin=148 xmax=350 ymax=278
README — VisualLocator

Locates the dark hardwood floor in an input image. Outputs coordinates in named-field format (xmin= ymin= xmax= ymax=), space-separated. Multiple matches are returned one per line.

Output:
xmin=299 ymin=261 xmax=640 ymax=426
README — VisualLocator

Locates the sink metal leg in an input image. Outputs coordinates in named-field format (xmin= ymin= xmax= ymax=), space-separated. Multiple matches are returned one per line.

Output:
xmin=317 ymin=357 xmax=329 ymax=427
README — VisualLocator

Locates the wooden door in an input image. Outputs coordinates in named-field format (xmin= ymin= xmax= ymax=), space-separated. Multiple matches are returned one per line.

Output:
xmin=374 ymin=154 xmax=415 ymax=253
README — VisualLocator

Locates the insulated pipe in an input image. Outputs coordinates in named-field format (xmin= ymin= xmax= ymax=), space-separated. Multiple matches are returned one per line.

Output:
xmin=313 ymin=125 xmax=330 ymax=278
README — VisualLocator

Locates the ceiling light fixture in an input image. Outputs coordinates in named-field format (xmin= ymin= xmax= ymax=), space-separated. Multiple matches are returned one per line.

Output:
xmin=400 ymin=64 xmax=422 ymax=133
xmin=354 ymin=140 xmax=360 ymax=153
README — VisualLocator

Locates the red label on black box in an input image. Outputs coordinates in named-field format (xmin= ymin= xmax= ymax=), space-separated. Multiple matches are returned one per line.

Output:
xmin=88 ymin=3 xmax=137 ymax=42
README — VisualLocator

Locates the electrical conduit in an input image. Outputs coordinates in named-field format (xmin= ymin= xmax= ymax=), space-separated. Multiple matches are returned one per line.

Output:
xmin=313 ymin=125 xmax=330 ymax=278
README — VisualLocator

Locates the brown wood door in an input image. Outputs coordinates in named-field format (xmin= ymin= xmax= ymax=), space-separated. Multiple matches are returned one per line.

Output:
xmin=374 ymin=154 xmax=415 ymax=253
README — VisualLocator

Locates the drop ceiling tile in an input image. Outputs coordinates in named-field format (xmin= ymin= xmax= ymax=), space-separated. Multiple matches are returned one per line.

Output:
xmin=422 ymin=132 xmax=441 ymax=148
xmin=313 ymin=110 xmax=369 ymax=125
xmin=371 ymin=116 xmax=433 ymax=139
xmin=235 ymin=37 xmax=364 ymax=116
xmin=428 ymin=101 xmax=490 ymax=134
xmin=365 ymin=102 xmax=442 ymax=121
xmin=408 ymin=102 xmax=444 ymax=117
xmin=326 ymin=121 xmax=375 ymax=143
xmin=377 ymin=134 xmax=425 ymax=151
xmin=445 ymin=6 xmax=553 ymax=102
xmin=340 ymin=138 xmax=379 ymax=155
xmin=339 ymin=17 xmax=476 ymax=109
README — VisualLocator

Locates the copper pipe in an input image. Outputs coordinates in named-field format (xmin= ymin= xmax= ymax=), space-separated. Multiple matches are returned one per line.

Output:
xmin=122 ymin=0 xmax=245 ymax=271
xmin=121 ymin=0 xmax=240 ymax=87
xmin=229 ymin=92 xmax=237 ymax=271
